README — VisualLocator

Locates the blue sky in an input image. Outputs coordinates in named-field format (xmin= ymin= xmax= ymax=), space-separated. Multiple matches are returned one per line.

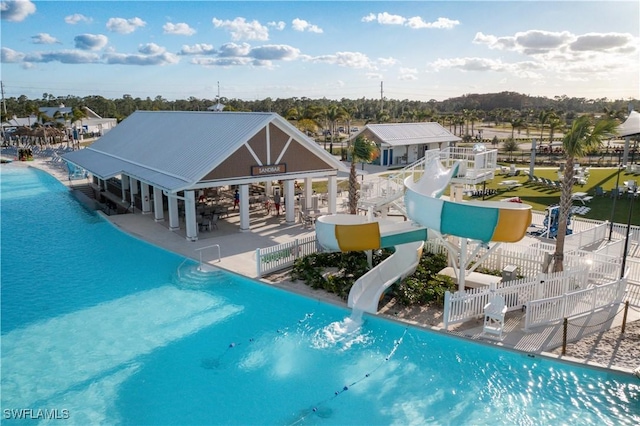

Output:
xmin=1 ymin=0 xmax=639 ymax=102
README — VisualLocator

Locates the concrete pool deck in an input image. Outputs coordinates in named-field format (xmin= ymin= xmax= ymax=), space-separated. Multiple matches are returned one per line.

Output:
xmin=14 ymin=156 xmax=640 ymax=376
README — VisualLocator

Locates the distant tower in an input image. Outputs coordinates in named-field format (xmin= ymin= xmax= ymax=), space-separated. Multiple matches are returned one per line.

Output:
xmin=207 ymin=81 xmax=225 ymax=112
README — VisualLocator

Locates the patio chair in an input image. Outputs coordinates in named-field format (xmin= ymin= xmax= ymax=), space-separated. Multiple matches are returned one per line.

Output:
xmin=210 ymin=213 xmax=219 ymax=230
xmin=594 ymin=186 xmax=606 ymax=197
xmin=483 ymin=294 xmax=507 ymax=340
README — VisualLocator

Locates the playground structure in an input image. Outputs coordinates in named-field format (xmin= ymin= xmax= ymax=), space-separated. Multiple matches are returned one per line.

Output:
xmin=315 ymin=147 xmax=533 ymax=314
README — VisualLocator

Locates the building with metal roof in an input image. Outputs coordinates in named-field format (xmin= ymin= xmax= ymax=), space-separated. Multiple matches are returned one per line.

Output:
xmin=64 ymin=110 xmax=348 ymax=241
xmin=353 ymin=122 xmax=461 ymax=167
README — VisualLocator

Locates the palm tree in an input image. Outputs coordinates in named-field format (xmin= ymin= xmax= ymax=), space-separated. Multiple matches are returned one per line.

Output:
xmin=323 ymin=104 xmax=347 ymax=154
xmin=552 ymin=115 xmax=618 ymax=272
xmin=538 ymin=109 xmax=552 ymax=142
xmin=509 ymin=117 xmax=525 ymax=140
xmin=348 ymin=136 xmax=378 ymax=214
xmin=341 ymin=105 xmax=358 ymax=160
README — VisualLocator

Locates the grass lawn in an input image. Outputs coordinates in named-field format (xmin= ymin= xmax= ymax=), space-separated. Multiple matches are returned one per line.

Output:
xmin=477 ymin=167 xmax=639 ymax=225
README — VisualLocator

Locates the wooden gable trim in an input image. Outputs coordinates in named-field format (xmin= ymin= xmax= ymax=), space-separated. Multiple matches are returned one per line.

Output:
xmin=200 ymin=122 xmax=335 ymax=182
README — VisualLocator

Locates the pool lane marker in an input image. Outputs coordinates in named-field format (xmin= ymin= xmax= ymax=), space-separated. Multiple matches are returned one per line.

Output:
xmin=289 ymin=327 xmax=409 ymax=426
xmin=201 ymin=313 xmax=314 ymax=369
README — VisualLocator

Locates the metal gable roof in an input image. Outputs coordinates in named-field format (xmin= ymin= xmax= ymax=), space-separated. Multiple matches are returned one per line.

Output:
xmin=63 ymin=110 xmax=348 ymax=191
xmin=366 ymin=122 xmax=461 ymax=146
xmin=64 ymin=148 xmax=190 ymax=190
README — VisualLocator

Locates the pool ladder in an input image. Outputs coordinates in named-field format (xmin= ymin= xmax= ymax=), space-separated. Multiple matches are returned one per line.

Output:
xmin=176 ymin=244 xmax=222 ymax=279
xmin=195 ymin=244 xmax=221 ymax=271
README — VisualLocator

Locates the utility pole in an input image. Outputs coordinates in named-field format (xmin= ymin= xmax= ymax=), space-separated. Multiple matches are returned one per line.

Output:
xmin=380 ymin=81 xmax=384 ymax=113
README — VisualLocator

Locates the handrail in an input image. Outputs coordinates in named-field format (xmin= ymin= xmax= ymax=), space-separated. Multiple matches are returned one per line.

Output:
xmin=176 ymin=258 xmax=190 ymax=280
xmin=195 ymin=244 xmax=221 ymax=271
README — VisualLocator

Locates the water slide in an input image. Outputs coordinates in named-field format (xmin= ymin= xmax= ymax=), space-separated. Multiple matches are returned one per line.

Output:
xmin=404 ymin=158 xmax=532 ymax=244
xmin=315 ymin=157 xmax=532 ymax=314
xmin=315 ymin=215 xmax=427 ymax=313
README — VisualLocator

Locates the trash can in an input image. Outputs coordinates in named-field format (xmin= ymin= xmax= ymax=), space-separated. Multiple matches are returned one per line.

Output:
xmin=502 ymin=265 xmax=518 ymax=282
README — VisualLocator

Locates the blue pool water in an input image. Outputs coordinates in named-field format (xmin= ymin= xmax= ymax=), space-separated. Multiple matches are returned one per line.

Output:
xmin=1 ymin=164 xmax=639 ymax=425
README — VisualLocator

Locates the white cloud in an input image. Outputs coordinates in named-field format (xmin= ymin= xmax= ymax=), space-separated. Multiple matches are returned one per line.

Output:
xmin=363 ymin=12 xmax=459 ymax=30
xmin=430 ymin=57 xmax=546 ymax=81
xmin=218 ymin=42 xmax=251 ymax=57
xmin=163 ymin=22 xmax=196 ymax=36
xmin=212 ymin=17 xmax=269 ymax=41
xmin=431 ymin=57 xmax=508 ymax=72
xmin=23 ymin=50 xmax=101 ymax=64
xmin=65 ymin=13 xmax=91 ymax=24
xmin=103 ymin=51 xmax=179 ymax=65
xmin=31 ymin=33 xmax=60 ymax=45
xmin=268 ymin=21 xmax=285 ymax=31
xmin=1 ymin=47 xmax=25 ymax=62
xmin=190 ymin=57 xmax=253 ymax=67
xmin=361 ymin=13 xmax=376 ymax=23
xmin=1 ymin=0 xmax=36 ymax=22
xmin=249 ymin=44 xmax=300 ymax=61
xmin=179 ymin=43 xmax=216 ymax=56
xmin=138 ymin=43 xmax=165 ymax=55
xmin=106 ymin=17 xmax=146 ymax=34
xmin=377 ymin=57 xmax=398 ymax=67
xmin=309 ymin=51 xmax=374 ymax=69
xmin=291 ymin=18 xmax=323 ymax=34
xmin=471 ymin=29 xmax=638 ymax=81
xmin=570 ymin=32 xmax=634 ymax=52
xmin=406 ymin=16 xmax=459 ymax=30
xmin=74 ymin=34 xmax=108 ymax=51
xmin=398 ymin=67 xmax=418 ymax=80
xmin=365 ymin=72 xmax=383 ymax=80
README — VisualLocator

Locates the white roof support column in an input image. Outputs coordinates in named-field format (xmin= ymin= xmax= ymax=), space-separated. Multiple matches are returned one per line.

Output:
xmin=152 ymin=186 xmax=164 ymax=222
xmin=121 ymin=175 xmax=129 ymax=202
xmin=304 ymin=177 xmax=313 ymax=210
xmin=141 ymin=182 xmax=151 ymax=215
xmin=284 ymin=179 xmax=295 ymax=224
xmin=265 ymin=180 xmax=272 ymax=196
xmin=167 ymin=195 xmax=180 ymax=231
xmin=184 ymin=190 xmax=198 ymax=241
xmin=129 ymin=177 xmax=138 ymax=208
xmin=328 ymin=175 xmax=337 ymax=214
xmin=239 ymin=184 xmax=250 ymax=232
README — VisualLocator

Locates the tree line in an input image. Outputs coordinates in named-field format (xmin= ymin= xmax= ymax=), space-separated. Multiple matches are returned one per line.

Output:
xmin=2 ymin=91 xmax=636 ymax=141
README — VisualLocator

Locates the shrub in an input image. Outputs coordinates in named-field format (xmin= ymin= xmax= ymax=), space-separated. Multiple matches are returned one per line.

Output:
xmin=290 ymin=250 xmax=392 ymax=299
xmin=291 ymin=249 xmax=456 ymax=308
xmin=390 ymin=252 xmax=456 ymax=307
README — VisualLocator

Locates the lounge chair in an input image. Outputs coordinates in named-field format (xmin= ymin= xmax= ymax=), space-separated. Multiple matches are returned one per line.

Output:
xmin=594 ymin=186 xmax=606 ymax=197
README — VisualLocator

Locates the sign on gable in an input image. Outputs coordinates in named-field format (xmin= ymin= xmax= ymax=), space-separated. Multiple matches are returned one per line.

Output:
xmin=251 ymin=164 xmax=286 ymax=176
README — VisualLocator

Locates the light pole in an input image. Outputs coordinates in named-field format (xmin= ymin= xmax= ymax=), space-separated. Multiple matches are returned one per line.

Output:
xmin=608 ymin=163 xmax=625 ymax=241
xmin=620 ymin=182 xmax=636 ymax=279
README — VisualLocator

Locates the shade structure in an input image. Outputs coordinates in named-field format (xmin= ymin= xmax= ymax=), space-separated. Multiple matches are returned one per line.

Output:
xmin=618 ymin=110 xmax=640 ymax=137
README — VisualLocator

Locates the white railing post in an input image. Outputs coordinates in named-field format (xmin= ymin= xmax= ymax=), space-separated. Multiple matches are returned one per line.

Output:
xmin=443 ymin=291 xmax=451 ymax=330
xmin=256 ymin=248 xmax=262 ymax=278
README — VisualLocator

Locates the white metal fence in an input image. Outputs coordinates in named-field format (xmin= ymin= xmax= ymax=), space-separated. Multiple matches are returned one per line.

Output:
xmin=523 ymin=278 xmax=627 ymax=331
xmin=442 ymin=270 xmax=590 ymax=330
xmin=256 ymin=235 xmax=319 ymax=277
xmin=424 ymin=238 xmax=621 ymax=283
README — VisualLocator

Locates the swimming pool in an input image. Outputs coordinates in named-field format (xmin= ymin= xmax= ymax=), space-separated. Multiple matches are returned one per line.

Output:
xmin=1 ymin=164 xmax=639 ymax=425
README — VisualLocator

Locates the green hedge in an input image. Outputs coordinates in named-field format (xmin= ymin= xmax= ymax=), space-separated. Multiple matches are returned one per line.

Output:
xmin=290 ymin=249 xmax=455 ymax=307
